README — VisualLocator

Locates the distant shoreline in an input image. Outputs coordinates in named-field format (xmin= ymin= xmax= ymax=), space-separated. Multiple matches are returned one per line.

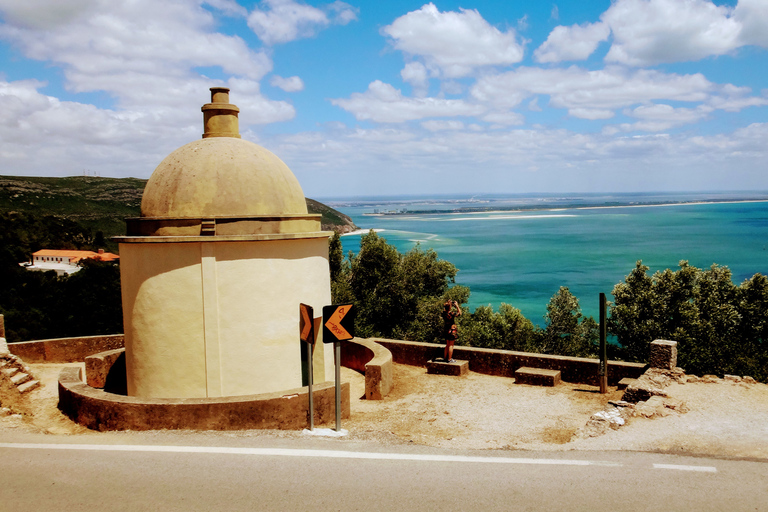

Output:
xmin=359 ymin=199 xmax=768 ymax=218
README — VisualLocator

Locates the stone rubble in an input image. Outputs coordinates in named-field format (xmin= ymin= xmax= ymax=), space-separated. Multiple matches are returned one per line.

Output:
xmin=577 ymin=367 xmax=692 ymax=439
xmin=577 ymin=364 xmax=761 ymax=440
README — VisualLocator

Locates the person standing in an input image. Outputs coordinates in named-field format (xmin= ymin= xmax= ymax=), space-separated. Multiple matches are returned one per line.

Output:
xmin=442 ymin=300 xmax=461 ymax=362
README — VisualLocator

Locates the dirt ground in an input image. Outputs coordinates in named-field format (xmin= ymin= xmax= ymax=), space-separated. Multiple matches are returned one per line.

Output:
xmin=3 ymin=362 xmax=768 ymax=461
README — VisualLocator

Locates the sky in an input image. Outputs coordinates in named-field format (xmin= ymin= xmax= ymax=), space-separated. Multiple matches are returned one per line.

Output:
xmin=0 ymin=0 xmax=766 ymax=198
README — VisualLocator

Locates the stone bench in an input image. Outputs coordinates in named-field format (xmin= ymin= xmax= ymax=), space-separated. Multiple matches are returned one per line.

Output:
xmin=427 ymin=359 xmax=469 ymax=376
xmin=515 ymin=367 xmax=561 ymax=386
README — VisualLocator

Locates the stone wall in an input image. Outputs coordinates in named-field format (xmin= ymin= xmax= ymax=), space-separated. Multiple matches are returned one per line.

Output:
xmin=10 ymin=333 xmax=646 ymax=387
xmin=372 ymin=338 xmax=646 ymax=386
xmin=8 ymin=335 xmax=125 ymax=363
xmin=340 ymin=338 xmax=393 ymax=400
xmin=59 ymin=366 xmax=349 ymax=431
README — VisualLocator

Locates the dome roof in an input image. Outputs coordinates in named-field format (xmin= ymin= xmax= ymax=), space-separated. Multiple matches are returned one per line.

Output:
xmin=141 ymin=87 xmax=308 ymax=219
xmin=141 ymin=137 xmax=308 ymax=218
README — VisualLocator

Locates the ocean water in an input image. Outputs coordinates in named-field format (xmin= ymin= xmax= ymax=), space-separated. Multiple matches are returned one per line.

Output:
xmin=327 ymin=193 xmax=768 ymax=325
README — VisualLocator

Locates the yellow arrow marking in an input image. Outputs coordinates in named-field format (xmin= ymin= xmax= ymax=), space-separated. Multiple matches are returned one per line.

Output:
xmin=325 ymin=306 xmax=351 ymax=340
xmin=300 ymin=305 xmax=313 ymax=342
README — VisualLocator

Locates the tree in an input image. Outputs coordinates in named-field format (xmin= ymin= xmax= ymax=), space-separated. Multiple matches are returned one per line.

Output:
xmin=333 ymin=230 xmax=465 ymax=340
xmin=608 ymin=260 xmax=767 ymax=381
xmin=459 ymin=303 xmax=536 ymax=352
xmin=538 ymin=287 xmax=598 ymax=357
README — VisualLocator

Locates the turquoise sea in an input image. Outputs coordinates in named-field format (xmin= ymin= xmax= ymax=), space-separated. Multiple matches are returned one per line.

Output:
xmin=325 ymin=192 xmax=768 ymax=325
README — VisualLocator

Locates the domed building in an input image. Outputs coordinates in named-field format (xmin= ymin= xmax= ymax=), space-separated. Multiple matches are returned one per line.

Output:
xmin=116 ymin=88 xmax=333 ymax=399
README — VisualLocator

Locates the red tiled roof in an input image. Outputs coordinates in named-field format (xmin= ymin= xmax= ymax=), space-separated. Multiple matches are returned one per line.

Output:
xmin=32 ymin=249 xmax=120 ymax=263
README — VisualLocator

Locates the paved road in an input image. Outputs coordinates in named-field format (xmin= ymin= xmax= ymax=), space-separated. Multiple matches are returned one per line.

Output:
xmin=1 ymin=431 xmax=766 ymax=511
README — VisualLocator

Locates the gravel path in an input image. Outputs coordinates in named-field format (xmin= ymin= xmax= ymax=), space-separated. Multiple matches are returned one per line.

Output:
xmin=3 ymin=362 xmax=768 ymax=461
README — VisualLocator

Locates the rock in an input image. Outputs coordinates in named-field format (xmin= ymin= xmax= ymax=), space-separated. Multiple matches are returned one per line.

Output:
xmin=634 ymin=396 xmax=689 ymax=418
xmin=687 ymin=375 xmax=700 ymax=383
xmin=0 ymin=337 xmax=9 ymax=357
xmin=591 ymin=408 xmax=626 ymax=429
xmin=578 ymin=418 xmax=611 ymax=438
xmin=662 ymin=397 xmax=689 ymax=414
xmin=621 ymin=370 xmax=671 ymax=403
xmin=701 ymin=375 xmax=721 ymax=383
xmin=743 ymin=376 xmax=757 ymax=385
xmin=635 ymin=396 xmax=668 ymax=418
xmin=724 ymin=375 xmax=742 ymax=383
xmin=577 ymin=403 xmax=633 ymax=439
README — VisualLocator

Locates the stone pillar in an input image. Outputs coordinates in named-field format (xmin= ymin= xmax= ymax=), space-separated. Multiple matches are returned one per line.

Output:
xmin=0 ymin=314 xmax=5 ymax=338
xmin=650 ymin=339 xmax=677 ymax=370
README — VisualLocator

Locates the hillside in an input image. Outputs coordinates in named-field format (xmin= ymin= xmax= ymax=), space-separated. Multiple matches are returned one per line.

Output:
xmin=0 ymin=176 xmax=358 ymax=246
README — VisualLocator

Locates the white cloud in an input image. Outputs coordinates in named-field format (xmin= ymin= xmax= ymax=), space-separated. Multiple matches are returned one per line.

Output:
xmin=203 ymin=0 xmax=248 ymax=17
xmin=534 ymin=22 xmax=610 ymax=63
xmin=327 ymin=1 xmax=359 ymax=25
xmin=617 ymin=103 xmax=712 ymax=131
xmin=247 ymin=0 xmax=356 ymax=45
xmin=400 ymin=62 xmax=429 ymax=97
xmin=270 ymin=121 xmax=768 ymax=196
xmin=441 ymin=81 xmax=464 ymax=95
xmin=602 ymin=0 xmax=741 ymax=66
xmin=331 ymin=80 xmax=486 ymax=123
xmin=270 ymin=75 xmax=305 ymax=92
xmin=421 ymin=120 xmax=465 ymax=131
xmin=569 ymin=108 xmax=615 ymax=120
xmin=0 ymin=0 xmax=96 ymax=30
xmin=381 ymin=3 xmax=525 ymax=78
xmin=517 ymin=15 xmax=529 ymax=32
xmin=734 ymin=0 xmax=768 ymax=47
xmin=481 ymin=111 xmax=525 ymax=126
xmin=0 ymin=0 xmax=273 ymax=105
xmin=472 ymin=66 xmax=717 ymax=116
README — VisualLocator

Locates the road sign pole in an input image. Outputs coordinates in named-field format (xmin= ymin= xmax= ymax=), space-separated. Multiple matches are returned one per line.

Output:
xmin=299 ymin=303 xmax=315 ymax=431
xmin=307 ymin=341 xmax=314 ymax=431
xmin=322 ymin=304 xmax=355 ymax=433
xmin=599 ymin=293 xmax=608 ymax=394
xmin=334 ymin=340 xmax=341 ymax=431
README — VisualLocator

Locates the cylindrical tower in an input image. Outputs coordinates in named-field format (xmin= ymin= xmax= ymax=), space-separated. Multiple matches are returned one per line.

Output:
xmin=115 ymin=88 xmax=333 ymax=399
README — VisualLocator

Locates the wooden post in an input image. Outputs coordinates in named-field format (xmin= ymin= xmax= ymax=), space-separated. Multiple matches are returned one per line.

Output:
xmin=599 ymin=293 xmax=608 ymax=394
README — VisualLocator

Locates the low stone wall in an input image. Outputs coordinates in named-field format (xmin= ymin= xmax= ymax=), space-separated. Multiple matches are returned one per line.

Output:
xmin=85 ymin=348 xmax=126 ymax=393
xmin=340 ymin=338 xmax=393 ymax=400
xmin=373 ymin=338 xmax=646 ymax=386
xmin=9 ymin=335 xmax=125 ymax=363
xmin=58 ymin=366 xmax=349 ymax=431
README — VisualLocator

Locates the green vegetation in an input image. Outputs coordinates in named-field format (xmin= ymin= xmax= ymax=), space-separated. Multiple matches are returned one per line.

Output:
xmin=0 ymin=212 xmax=123 ymax=342
xmin=609 ymin=261 xmax=768 ymax=381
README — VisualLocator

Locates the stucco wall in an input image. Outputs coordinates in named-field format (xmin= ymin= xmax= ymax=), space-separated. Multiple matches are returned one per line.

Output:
xmin=119 ymin=237 xmax=333 ymax=399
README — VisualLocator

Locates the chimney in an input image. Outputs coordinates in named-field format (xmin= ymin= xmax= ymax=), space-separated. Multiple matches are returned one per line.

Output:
xmin=201 ymin=87 xmax=241 ymax=139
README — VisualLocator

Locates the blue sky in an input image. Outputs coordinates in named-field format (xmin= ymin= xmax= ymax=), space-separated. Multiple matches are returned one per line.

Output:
xmin=0 ymin=0 xmax=766 ymax=198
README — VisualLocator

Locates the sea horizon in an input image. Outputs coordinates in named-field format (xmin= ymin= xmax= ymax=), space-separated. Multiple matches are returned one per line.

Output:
xmin=330 ymin=191 xmax=768 ymax=325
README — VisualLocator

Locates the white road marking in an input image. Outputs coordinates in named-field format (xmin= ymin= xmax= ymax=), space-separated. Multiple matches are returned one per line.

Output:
xmin=0 ymin=443 xmax=620 ymax=467
xmin=653 ymin=464 xmax=717 ymax=473
xmin=0 ymin=443 xmax=718 ymax=472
